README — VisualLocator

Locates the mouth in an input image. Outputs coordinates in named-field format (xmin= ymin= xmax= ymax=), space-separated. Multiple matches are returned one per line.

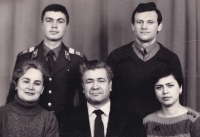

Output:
xmin=90 ymin=92 xmax=101 ymax=96
xmin=162 ymin=96 xmax=172 ymax=101
xmin=140 ymin=32 xmax=149 ymax=35
xmin=25 ymin=92 xmax=35 ymax=96
xmin=50 ymin=31 xmax=59 ymax=35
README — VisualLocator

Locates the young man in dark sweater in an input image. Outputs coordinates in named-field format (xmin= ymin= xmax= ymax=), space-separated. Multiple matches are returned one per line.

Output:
xmin=106 ymin=2 xmax=183 ymax=118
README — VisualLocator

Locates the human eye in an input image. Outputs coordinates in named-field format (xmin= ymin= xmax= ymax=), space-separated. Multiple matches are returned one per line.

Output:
xmin=136 ymin=21 xmax=142 ymax=24
xmin=23 ymin=80 xmax=29 ymax=84
xmin=86 ymin=80 xmax=93 ymax=84
xmin=155 ymin=86 xmax=162 ymax=90
xmin=45 ymin=18 xmax=52 ymax=23
xmin=148 ymin=21 xmax=154 ymax=24
xmin=167 ymin=84 xmax=174 ymax=88
xmin=58 ymin=19 xmax=65 ymax=24
xmin=34 ymin=82 xmax=42 ymax=86
xmin=98 ymin=79 xmax=106 ymax=83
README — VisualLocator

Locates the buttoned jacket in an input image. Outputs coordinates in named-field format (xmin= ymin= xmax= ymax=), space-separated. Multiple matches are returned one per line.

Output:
xmin=7 ymin=41 xmax=86 ymax=114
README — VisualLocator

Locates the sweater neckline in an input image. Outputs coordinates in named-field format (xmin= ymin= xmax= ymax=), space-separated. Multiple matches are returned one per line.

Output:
xmin=9 ymin=95 xmax=42 ymax=116
xmin=151 ymin=107 xmax=198 ymax=124
xmin=127 ymin=41 xmax=163 ymax=63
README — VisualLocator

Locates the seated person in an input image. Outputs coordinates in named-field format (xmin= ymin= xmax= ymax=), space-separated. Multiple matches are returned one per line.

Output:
xmin=0 ymin=60 xmax=59 ymax=137
xmin=60 ymin=60 xmax=145 ymax=137
xmin=143 ymin=65 xmax=200 ymax=137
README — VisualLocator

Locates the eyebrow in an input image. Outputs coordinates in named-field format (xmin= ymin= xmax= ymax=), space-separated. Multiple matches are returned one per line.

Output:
xmin=22 ymin=78 xmax=42 ymax=83
xmin=85 ymin=77 xmax=106 ymax=81
xmin=22 ymin=78 xmax=30 ymax=80
xmin=156 ymin=82 xmax=174 ymax=86
xmin=45 ymin=17 xmax=65 ymax=21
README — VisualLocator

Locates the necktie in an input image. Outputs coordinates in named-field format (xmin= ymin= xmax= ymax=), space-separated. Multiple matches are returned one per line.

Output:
xmin=93 ymin=109 xmax=104 ymax=137
xmin=47 ymin=50 xmax=55 ymax=71
xmin=144 ymin=48 xmax=147 ymax=55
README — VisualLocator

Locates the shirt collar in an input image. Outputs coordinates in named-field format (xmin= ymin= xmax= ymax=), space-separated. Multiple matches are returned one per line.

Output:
xmin=42 ymin=42 xmax=62 ymax=57
xmin=87 ymin=100 xmax=111 ymax=117
xmin=133 ymin=41 xmax=156 ymax=55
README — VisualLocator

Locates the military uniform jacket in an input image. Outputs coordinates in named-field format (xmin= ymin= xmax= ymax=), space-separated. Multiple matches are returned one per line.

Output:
xmin=7 ymin=41 xmax=86 ymax=113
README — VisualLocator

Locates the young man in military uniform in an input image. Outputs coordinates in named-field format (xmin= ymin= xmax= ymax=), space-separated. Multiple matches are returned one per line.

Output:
xmin=7 ymin=4 xmax=87 ymax=122
xmin=107 ymin=2 xmax=183 ymax=118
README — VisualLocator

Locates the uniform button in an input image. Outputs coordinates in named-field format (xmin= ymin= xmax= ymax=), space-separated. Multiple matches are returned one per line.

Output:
xmin=49 ymin=78 xmax=52 ymax=81
xmin=67 ymin=69 xmax=69 ymax=71
xmin=49 ymin=90 xmax=52 ymax=94
xmin=48 ymin=102 xmax=52 ymax=107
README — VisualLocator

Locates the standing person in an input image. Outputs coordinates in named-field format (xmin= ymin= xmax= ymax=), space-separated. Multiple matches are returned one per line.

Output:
xmin=6 ymin=4 xmax=86 ymax=121
xmin=143 ymin=65 xmax=200 ymax=137
xmin=60 ymin=60 xmax=145 ymax=137
xmin=0 ymin=60 xmax=59 ymax=137
xmin=106 ymin=2 xmax=183 ymax=118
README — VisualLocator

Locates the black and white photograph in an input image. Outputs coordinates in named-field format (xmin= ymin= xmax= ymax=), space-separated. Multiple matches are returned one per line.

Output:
xmin=0 ymin=0 xmax=199 ymax=136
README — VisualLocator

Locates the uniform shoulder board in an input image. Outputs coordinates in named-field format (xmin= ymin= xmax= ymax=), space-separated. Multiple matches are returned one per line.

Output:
xmin=69 ymin=47 xmax=83 ymax=57
xmin=19 ymin=46 xmax=36 ymax=55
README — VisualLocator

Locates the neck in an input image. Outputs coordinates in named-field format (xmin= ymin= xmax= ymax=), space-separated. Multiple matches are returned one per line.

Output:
xmin=43 ymin=39 xmax=62 ymax=50
xmin=89 ymin=99 xmax=109 ymax=109
xmin=161 ymin=102 xmax=182 ymax=117
xmin=136 ymin=37 xmax=156 ymax=48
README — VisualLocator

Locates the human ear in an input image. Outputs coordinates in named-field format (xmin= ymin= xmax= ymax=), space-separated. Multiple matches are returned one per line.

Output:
xmin=157 ymin=22 xmax=162 ymax=32
xmin=131 ymin=24 xmax=135 ymax=31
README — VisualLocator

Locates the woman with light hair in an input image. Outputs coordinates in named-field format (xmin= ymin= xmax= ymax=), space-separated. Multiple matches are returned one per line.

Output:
xmin=0 ymin=60 xmax=59 ymax=137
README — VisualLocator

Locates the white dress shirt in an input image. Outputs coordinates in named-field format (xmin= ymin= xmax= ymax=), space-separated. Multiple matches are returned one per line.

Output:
xmin=87 ymin=100 xmax=111 ymax=137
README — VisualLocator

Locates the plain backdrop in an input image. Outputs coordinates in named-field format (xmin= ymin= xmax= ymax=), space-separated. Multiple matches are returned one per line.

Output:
xmin=0 ymin=0 xmax=200 ymax=111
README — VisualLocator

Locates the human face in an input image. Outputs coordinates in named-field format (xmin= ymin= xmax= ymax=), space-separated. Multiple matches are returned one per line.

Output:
xmin=155 ymin=75 xmax=182 ymax=107
xmin=132 ymin=11 xmax=162 ymax=45
xmin=41 ymin=11 xmax=67 ymax=42
xmin=82 ymin=68 xmax=112 ymax=107
xmin=16 ymin=68 xmax=44 ymax=102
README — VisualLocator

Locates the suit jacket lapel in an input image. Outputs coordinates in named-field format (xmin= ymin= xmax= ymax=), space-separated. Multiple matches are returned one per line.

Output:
xmin=75 ymin=105 xmax=91 ymax=137
xmin=51 ymin=44 xmax=70 ymax=76
xmin=106 ymin=103 xmax=127 ymax=137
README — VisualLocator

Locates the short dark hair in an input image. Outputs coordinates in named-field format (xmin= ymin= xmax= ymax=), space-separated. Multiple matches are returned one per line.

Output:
xmin=80 ymin=60 xmax=114 ymax=82
xmin=41 ymin=4 xmax=69 ymax=24
xmin=131 ymin=2 xmax=162 ymax=25
xmin=12 ymin=60 xmax=50 ymax=88
xmin=152 ymin=65 xmax=183 ymax=88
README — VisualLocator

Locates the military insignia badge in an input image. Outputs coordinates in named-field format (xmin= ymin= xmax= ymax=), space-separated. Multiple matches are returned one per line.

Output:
xmin=31 ymin=49 xmax=38 ymax=59
xmin=76 ymin=51 xmax=80 ymax=55
xmin=69 ymin=48 xmax=74 ymax=54
xmin=65 ymin=50 xmax=71 ymax=61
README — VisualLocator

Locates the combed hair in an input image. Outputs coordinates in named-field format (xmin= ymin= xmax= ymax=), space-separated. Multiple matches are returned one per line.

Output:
xmin=80 ymin=60 xmax=114 ymax=82
xmin=152 ymin=65 xmax=183 ymax=87
xmin=131 ymin=2 xmax=162 ymax=25
xmin=41 ymin=4 xmax=69 ymax=24
xmin=12 ymin=60 xmax=50 ymax=88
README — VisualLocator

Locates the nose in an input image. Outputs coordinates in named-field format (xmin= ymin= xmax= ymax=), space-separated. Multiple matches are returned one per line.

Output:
xmin=92 ymin=81 xmax=99 ymax=90
xmin=28 ymin=83 xmax=34 ymax=90
xmin=163 ymin=87 xmax=169 ymax=94
xmin=52 ymin=21 xmax=57 ymax=28
xmin=142 ymin=22 xmax=147 ymax=29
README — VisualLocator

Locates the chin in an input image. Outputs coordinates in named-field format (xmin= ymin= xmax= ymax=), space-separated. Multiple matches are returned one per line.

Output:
xmin=24 ymin=97 xmax=38 ymax=102
xmin=162 ymin=102 xmax=173 ymax=108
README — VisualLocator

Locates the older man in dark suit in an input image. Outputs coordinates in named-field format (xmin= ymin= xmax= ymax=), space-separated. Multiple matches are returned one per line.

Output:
xmin=60 ymin=60 xmax=145 ymax=137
